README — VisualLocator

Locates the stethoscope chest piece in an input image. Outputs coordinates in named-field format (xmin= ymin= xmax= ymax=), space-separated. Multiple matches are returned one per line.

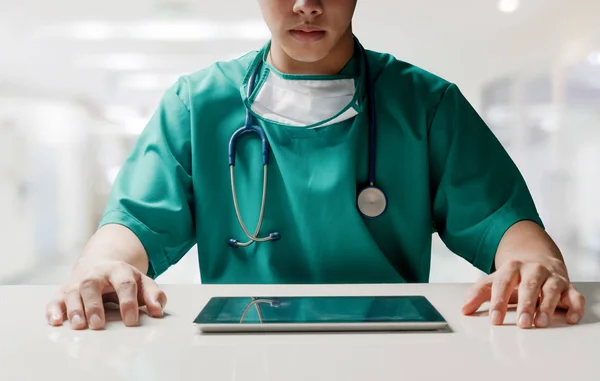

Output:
xmin=357 ymin=185 xmax=387 ymax=219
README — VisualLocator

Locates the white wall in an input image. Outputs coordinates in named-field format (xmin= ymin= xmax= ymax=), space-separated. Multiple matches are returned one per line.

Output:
xmin=0 ymin=103 xmax=34 ymax=280
xmin=0 ymin=96 xmax=100 ymax=280
xmin=1 ymin=0 xmax=600 ymax=284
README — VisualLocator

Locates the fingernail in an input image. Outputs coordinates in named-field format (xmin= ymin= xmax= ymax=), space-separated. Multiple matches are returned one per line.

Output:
xmin=125 ymin=311 xmax=137 ymax=326
xmin=89 ymin=314 xmax=102 ymax=329
xmin=50 ymin=313 xmax=63 ymax=325
xmin=71 ymin=314 xmax=84 ymax=328
xmin=569 ymin=313 xmax=580 ymax=324
xmin=491 ymin=310 xmax=502 ymax=324
xmin=519 ymin=313 xmax=532 ymax=328
xmin=537 ymin=312 xmax=549 ymax=327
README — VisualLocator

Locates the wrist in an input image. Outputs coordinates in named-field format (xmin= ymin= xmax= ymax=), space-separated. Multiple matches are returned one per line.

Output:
xmin=494 ymin=221 xmax=565 ymax=271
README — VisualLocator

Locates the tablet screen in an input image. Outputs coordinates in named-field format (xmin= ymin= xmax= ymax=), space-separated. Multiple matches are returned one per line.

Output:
xmin=194 ymin=296 xmax=446 ymax=325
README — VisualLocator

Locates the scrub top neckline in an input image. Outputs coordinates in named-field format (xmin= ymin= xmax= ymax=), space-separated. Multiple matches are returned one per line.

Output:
xmin=259 ymin=112 xmax=363 ymax=143
xmin=239 ymin=36 xmax=370 ymax=133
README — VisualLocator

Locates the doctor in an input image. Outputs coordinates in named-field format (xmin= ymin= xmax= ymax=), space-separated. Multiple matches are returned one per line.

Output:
xmin=46 ymin=0 xmax=584 ymax=331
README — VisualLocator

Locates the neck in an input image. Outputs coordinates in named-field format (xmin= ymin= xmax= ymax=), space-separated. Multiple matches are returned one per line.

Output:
xmin=268 ymin=28 xmax=355 ymax=75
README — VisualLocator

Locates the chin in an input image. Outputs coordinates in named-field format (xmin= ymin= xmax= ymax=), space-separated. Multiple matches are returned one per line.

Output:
xmin=284 ymin=45 xmax=331 ymax=64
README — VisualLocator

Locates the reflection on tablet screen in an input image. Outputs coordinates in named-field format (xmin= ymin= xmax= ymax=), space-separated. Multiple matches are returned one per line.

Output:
xmin=194 ymin=296 xmax=446 ymax=325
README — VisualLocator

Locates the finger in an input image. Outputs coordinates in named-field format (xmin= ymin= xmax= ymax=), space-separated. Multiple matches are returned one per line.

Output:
xmin=534 ymin=277 xmax=566 ymax=328
xmin=139 ymin=276 xmax=167 ymax=318
xmin=489 ymin=262 xmax=521 ymax=325
xmin=462 ymin=276 xmax=492 ymax=315
xmin=64 ymin=288 xmax=87 ymax=330
xmin=79 ymin=277 xmax=107 ymax=330
xmin=561 ymin=286 xmax=585 ymax=324
xmin=517 ymin=264 xmax=550 ymax=329
xmin=108 ymin=270 xmax=140 ymax=327
xmin=46 ymin=297 xmax=66 ymax=326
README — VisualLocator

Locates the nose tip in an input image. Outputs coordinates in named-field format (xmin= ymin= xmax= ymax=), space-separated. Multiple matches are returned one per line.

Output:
xmin=293 ymin=1 xmax=323 ymax=16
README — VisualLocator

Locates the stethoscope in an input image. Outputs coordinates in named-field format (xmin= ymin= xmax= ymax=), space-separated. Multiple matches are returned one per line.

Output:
xmin=228 ymin=44 xmax=387 ymax=248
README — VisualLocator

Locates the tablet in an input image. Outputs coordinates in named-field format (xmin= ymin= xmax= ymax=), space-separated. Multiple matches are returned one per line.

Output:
xmin=193 ymin=295 xmax=448 ymax=333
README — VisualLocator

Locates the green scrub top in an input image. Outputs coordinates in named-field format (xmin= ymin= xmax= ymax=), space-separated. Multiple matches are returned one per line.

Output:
xmin=98 ymin=39 xmax=543 ymax=284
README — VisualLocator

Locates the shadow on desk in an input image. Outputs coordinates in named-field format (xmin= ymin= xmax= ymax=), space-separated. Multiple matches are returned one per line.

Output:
xmin=197 ymin=325 xmax=454 ymax=336
xmin=100 ymin=303 xmax=173 ymax=328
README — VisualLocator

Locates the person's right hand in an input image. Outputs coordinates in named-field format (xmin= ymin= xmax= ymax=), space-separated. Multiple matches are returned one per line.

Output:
xmin=45 ymin=260 xmax=167 ymax=330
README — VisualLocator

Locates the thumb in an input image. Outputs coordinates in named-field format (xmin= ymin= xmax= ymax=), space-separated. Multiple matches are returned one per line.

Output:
xmin=138 ymin=275 xmax=167 ymax=318
xmin=559 ymin=286 xmax=585 ymax=324
xmin=462 ymin=278 xmax=492 ymax=315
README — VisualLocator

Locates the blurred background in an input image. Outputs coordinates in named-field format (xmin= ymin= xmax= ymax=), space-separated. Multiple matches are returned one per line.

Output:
xmin=1 ymin=0 xmax=599 ymax=285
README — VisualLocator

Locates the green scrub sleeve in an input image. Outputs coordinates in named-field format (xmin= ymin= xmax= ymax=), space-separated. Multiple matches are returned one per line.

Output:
xmin=98 ymin=78 xmax=196 ymax=279
xmin=428 ymin=83 xmax=544 ymax=274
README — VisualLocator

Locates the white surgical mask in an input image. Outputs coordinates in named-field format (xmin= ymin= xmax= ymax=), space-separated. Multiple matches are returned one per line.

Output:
xmin=250 ymin=67 xmax=359 ymax=128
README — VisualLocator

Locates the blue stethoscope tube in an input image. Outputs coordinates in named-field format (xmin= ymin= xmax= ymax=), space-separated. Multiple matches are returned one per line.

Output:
xmin=228 ymin=44 xmax=387 ymax=248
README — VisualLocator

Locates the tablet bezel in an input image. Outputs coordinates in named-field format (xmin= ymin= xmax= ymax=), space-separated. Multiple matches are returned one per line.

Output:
xmin=193 ymin=295 xmax=449 ymax=333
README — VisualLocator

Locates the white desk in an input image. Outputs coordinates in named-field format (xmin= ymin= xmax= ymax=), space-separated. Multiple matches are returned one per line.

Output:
xmin=1 ymin=283 xmax=599 ymax=380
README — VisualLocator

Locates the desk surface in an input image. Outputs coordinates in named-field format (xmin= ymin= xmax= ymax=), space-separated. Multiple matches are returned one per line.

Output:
xmin=1 ymin=283 xmax=599 ymax=381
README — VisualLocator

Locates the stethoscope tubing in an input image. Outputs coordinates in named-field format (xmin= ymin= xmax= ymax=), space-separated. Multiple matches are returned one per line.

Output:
xmin=228 ymin=40 xmax=385 ymax=247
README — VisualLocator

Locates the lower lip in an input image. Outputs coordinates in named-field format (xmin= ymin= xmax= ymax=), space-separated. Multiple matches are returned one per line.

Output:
xmin=289 ymin=30 xmax=326 ymax=42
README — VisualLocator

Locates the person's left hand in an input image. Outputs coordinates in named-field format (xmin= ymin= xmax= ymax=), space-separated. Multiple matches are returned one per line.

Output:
xmin=461 ymin=258 xmax=585 ymax=328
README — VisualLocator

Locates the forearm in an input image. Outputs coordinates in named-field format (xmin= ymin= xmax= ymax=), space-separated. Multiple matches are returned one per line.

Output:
xmin=495 ymin=220 xmax=567 ymax=276
xmin=74 ymin=224 xmax=149 ymax=274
